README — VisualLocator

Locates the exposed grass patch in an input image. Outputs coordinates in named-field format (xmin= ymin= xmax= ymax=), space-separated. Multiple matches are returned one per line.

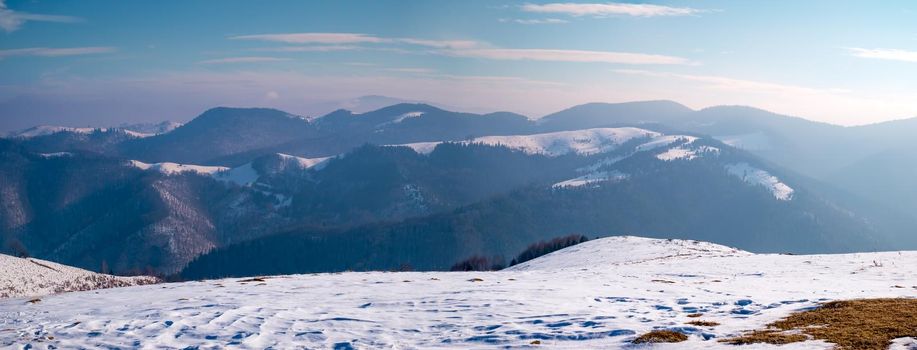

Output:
xmin=723 ymin=298 xmax=917 ymax=349
xmin=633 ymin=330 xmax=688 ymax=343
xmin=686 ymin=313 xmax=703 ymax=318
xmin=723 ymin=330 xmax=807 ymax=345
xmin=686 ymin=320 xmax=719 ymax=327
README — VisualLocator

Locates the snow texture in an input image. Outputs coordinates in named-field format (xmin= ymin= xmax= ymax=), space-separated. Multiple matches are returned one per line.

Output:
xmin=378 ymin=111 xmax=425 ymax=127
xmin=470 ymin=128 xmax=660 ymax=156
xmin=635 ymin=135 xmax=699 ymax=152
xmin=397 ymin=141 xmax=442 ymax=155
xmin=0 ymin=254 xmax=158 ymax=299
xmin=128 ymin=160 xmax=228 ymax=176
xmin=393 ymin=127 xmax=660 ymax=157
xmin=38 ymin=152 xmax=73 ymax=159
xmin=8 ymin=126 xmax=103 ymax=138
xmin=3 ymin=236 xmax=915 ymax=349
xmin=726 ymin=162 xmax=795 ymax=201
xmin=656 ymin=145 xmax=720 ymax=161
xmin=215 ymin=163 xmax=260 ymax=186
xmin=553 ymin=171 xmax=628 ymax=189
xmin=276 ymin=153 xmax=331 ymax=170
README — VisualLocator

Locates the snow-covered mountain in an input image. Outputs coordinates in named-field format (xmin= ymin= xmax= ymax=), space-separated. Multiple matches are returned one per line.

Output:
xmin=2 ymin=102 xmax=915 ymax=278
xmin=6 ymin=125 xmax=104 ymax=139
xmin=7 ymin=121 xmax=182 ymax=139
xmin=4 ymin=236 xmax=915 ymax=349
xmin=0 ymin=253 xmax=158 ymax=299
xmin=180 ymin=126 xmax=892 ymax=278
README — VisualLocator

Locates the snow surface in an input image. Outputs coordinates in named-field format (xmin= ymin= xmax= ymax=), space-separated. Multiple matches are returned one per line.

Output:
xmin=3 ymin=236 xmax=916 ymax=349
xmin=0 ymin=254 xmax=157 ymax=299
xmin=552 ymin=171 xmax=628 ymax=189
xmin=470 ymin=128 xmax=660 ymax=156
xmin=656 ymin=145 xmax=720 ymax=161
xmin=8 ymin=122 xmax=182 ymax=139
xmin=8 ymin=126 xmax=103 ymax=138
xmin=276 ymin=153 xmax=331 ymax=170
xmin=726 ymin=163 xmax=795 ymax=201
xmin=396 ymin=141 xmax=443 ymax=155
xmin=214 ymin=163 xmax=260 ymax=186
xmin=128 ymin=160 xmax=228 ymax=176
xmin=37 ymin=152 xmax=73 ymax=159
xmin=214 ymin=154 xmax=331 ymax=187
xmin=375 ymin=111 xmax=426 ymax=129
xmin=394 ymin=128 xmax=660 ymax=157
xmin=635 ymin=135 xmax=699 ymax=152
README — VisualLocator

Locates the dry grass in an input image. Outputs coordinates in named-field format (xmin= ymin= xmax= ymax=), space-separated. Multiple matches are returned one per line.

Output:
xmin=723 ymin=330 xmax=807 ymax=345
xmin=686 ymin=313 xmax=703 ymax=318
xmin=723 ymin=298 xmax=917 ymax=349
xmin=633 ymin=330 xmax=688 ymax=343
xmin=686 ymin=320 xmax=719 ymax=327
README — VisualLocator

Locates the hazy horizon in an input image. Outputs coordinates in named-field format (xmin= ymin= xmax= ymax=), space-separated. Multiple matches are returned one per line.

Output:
xmin=3 ymin=0 xmax=917 ymax=131
xmin=5 ymin=95 xmax=915 ymax=133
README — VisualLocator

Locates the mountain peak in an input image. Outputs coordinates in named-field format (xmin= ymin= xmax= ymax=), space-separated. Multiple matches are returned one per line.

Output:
xmin=365 ymin=102 xmax=444 ymax=115
xmin=199 ymin=107 xmax=305 ymax=120
xmin=537 ymin=100 xmax=694 ymax=131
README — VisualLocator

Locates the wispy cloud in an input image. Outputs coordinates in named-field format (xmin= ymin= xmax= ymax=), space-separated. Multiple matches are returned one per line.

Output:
xmin=614 ymin=69 xmax=836 ymax=95
xmin=232 ymin=32 xmax=478 ymax=50
xmin=396 ymin=38 xmax=479 ymax=49
xmin=229 ymin=33 xmax=386 ymax=44
xmin=197 ymin=56 xmax=291 ymax=64
xmin=847 ymin=48 xmax=917 ymax=63
xmin=384 ymin=67 xmax=437 ymax=74
xmin=0 ymin=0 xmax=82 ymax=33
xmin=521 ymin=2 xmax=705 ymax=17
xmin=230 ymin=32 xmax=690 ymax=65
xmin=498 ymin=18 xmax=569 ymax=24
xmin=0 ymin=47 xmax=115 ymax=59
xmin=445 ymin=48 xmax=690 ymax=65
xmin=257 ymin=45 xmax=364 ymax=52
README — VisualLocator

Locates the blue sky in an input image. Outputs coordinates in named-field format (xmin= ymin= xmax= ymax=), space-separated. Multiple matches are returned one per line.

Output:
xmin=2 ymin=0 xmax=917 ymax=130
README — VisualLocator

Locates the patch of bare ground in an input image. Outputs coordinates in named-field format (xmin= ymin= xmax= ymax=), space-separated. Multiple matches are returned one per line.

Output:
xmin=686 ymin=320 xmax=719 ymax=326
xmin=724 ymin=330 xmax=807 ymax=345
xmin=722 ymin=298 xmax=917 ymax=349
xmin=633 ymin=330 xmax=688 ymax=343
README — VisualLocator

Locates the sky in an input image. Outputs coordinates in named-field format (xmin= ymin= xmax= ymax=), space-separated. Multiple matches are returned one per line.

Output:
xmin=2 ymin=0 xmax=917 ymax=131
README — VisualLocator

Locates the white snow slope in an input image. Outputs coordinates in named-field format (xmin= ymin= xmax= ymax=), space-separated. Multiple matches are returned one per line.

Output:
xmin=393 ymin=127 xmax=660 ymax=156
xmin=726 ymin=162 xmax=795 ymax=200
xmin=3 ymin=236 xmax=915 ymax=349
xmin=0 ymin=254 xmax=158 ymax=299
xmin=129 ymin=160 xmax=228 ymax=176
xmin=7 ymin=125 xmax=102 ymax=138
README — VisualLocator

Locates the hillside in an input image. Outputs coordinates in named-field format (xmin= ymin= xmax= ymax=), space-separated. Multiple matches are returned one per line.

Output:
xmin=181 ymin=133 xmax=892 ymax=278
xmin=4 ymin=103 xmax=916 ymax=278
xmin=0 ymin=253 xmax=158 ymax=299
xmin=5 ymin=236 xmax=916 ymax=348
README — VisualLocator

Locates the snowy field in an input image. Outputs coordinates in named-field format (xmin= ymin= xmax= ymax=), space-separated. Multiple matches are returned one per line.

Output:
xmin=0 ymin=254 xmax=157 ymax=299
xmin=2 ymin=236 xmax=916 ymax=349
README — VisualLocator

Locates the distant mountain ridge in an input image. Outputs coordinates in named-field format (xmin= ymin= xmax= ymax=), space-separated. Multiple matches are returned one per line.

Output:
xmin=3 ymin=101 xmax=917 ymax=277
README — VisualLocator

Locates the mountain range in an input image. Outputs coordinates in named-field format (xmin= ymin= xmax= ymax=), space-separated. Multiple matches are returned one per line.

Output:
xmin=2 ymin=100 xmax=915 ymax=277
